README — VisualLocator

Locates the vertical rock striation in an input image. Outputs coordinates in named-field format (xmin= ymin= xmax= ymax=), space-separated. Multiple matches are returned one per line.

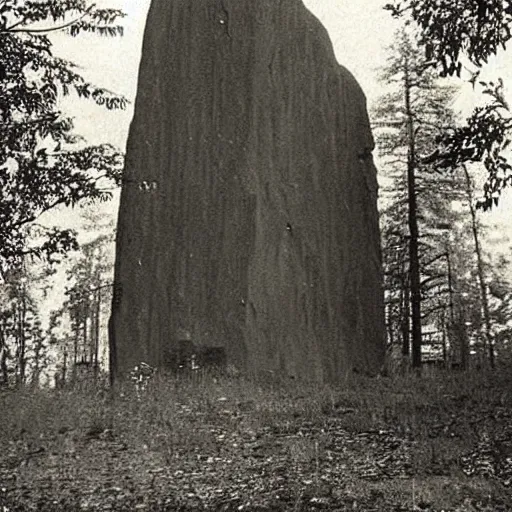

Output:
xmin=110 ymin=0 xmax=385 ymax=382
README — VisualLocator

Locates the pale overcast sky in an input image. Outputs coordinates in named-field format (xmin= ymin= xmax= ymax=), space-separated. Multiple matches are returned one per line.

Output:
xmin=50 ymin=0 xmax=511 ymax=235
xmin=54 ymin=0 xmax=401 ymax=149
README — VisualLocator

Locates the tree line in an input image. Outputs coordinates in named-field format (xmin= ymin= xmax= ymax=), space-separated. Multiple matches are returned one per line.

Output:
xmin=377 ymin=6 xmax=512 ymax=370
xmin=1 ymin=0 xmax=512 ymax=386
xmin=0 ymin=0 xmax=124 ymax=386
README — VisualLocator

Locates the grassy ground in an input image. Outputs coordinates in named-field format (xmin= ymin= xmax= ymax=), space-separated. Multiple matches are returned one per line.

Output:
xmin=1 ymin=367 xmax=511 ymax=511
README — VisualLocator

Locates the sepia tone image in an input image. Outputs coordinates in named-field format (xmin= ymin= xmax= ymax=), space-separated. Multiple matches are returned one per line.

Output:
xmin=1 ymin=0 xmax=512 ymax=510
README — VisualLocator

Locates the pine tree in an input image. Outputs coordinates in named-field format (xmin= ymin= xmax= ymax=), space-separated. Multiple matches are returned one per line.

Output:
xmin=0 ymin=263 xmax=48 ymax=386
xmin=487 ymin=254 xmax=512 ymax=362
xmin=375 ymin=31 xmax=466 ymax=368
xmin=49 ymin=208 xmax=115 ymax=384
xmin=460 ymin=165 xmax=496 ymax=367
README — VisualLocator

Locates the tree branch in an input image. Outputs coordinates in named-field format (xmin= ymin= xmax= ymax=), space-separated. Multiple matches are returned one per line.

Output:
xmin=2 ymin=5 xmax=95 ymax=34
xmin=4 ymin=198 xmax=63 ymax=231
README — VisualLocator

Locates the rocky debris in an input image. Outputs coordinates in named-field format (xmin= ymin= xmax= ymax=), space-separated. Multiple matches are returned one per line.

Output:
xmin=461 ymin=430 xmax=512 ymax=487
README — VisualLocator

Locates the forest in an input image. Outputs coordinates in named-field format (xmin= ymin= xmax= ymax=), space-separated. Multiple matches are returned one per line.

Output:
xmin=1 ymin=0 xmax=512 ymax=510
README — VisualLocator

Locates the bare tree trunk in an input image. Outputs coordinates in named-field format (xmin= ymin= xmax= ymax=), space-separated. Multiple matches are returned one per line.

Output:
xmin=401 ymin=274 xmax=410 ymax=356
xmin=445 ymin=250 xmax=467 ymax=368
xmin=93 ymin=288 xmax=101 ymax=375
xmin=456 ymin=306 xmax=471 ymax=369
xmin=448 ymin=261 xmax=469 ymax=369
xmin=446 ymin=251 xmax=455 ymax=327
xmin=440 ymin=310 xmax=447 ymax=364
xmin=0 ymin=319 xmax=8 ymax=386
xmin=73 ymin=322 xmax=79 ymax=370
xmin=404 ymin=59 xmax=422 ymax=368
xmin=386 ymin=301 xmax=394 ymax=347
xmin=462 ymin=165 xmax=494 ymax=369
xmin=83 ymin=309 xmax=88 ymax=363
xmin=62 ymin=350 xmax=68 ymax=383
xmin=17 ymin=294 xmax=27 ymax=386
xmin=31 ymin=336 xmax=40 ymax=388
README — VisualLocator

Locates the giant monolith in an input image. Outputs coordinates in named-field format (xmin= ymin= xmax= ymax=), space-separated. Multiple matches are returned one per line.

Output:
xmin=110 ymin=0 xmax=385 ymax=382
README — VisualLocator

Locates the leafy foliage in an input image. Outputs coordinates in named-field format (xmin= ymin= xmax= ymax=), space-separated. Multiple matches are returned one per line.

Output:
xmin=0 ymin=265 xmax=50 ymax=387
xmin=46 ymin=209 xmax=115 ymax=385
xmin=384 ymin=0 xmax=512 ymax=77
xmin=385 ymin=1 xmax=512 ymax=207
xmin=432 ymin=80 xmax=512 ymax=210
xmin=0 ymin=0 xmax=126 ymax=277
xmin=0 ymin=0 xmax=125 ymax=38
xmin=375 ymin=32 xmax=466 ymax=362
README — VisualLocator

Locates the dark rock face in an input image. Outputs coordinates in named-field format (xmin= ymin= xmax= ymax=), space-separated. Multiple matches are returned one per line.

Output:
xmin=110 ymin=0 xmax=385 ymax=382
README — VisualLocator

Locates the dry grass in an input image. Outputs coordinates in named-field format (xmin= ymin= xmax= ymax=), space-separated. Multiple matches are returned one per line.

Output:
xmin=1 ymin=366 xmax=511 ymax=511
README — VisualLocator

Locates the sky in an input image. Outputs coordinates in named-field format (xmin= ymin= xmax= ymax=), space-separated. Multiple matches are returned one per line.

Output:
xmin=48 ymin=0 xmax=511 ymax=249
xmin=54 ymin=0 xmax=400 ymax=149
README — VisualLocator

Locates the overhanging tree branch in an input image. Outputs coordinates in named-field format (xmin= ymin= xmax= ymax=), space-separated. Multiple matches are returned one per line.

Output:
xmin=2 ymin=5 xmax=94 ymax=34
